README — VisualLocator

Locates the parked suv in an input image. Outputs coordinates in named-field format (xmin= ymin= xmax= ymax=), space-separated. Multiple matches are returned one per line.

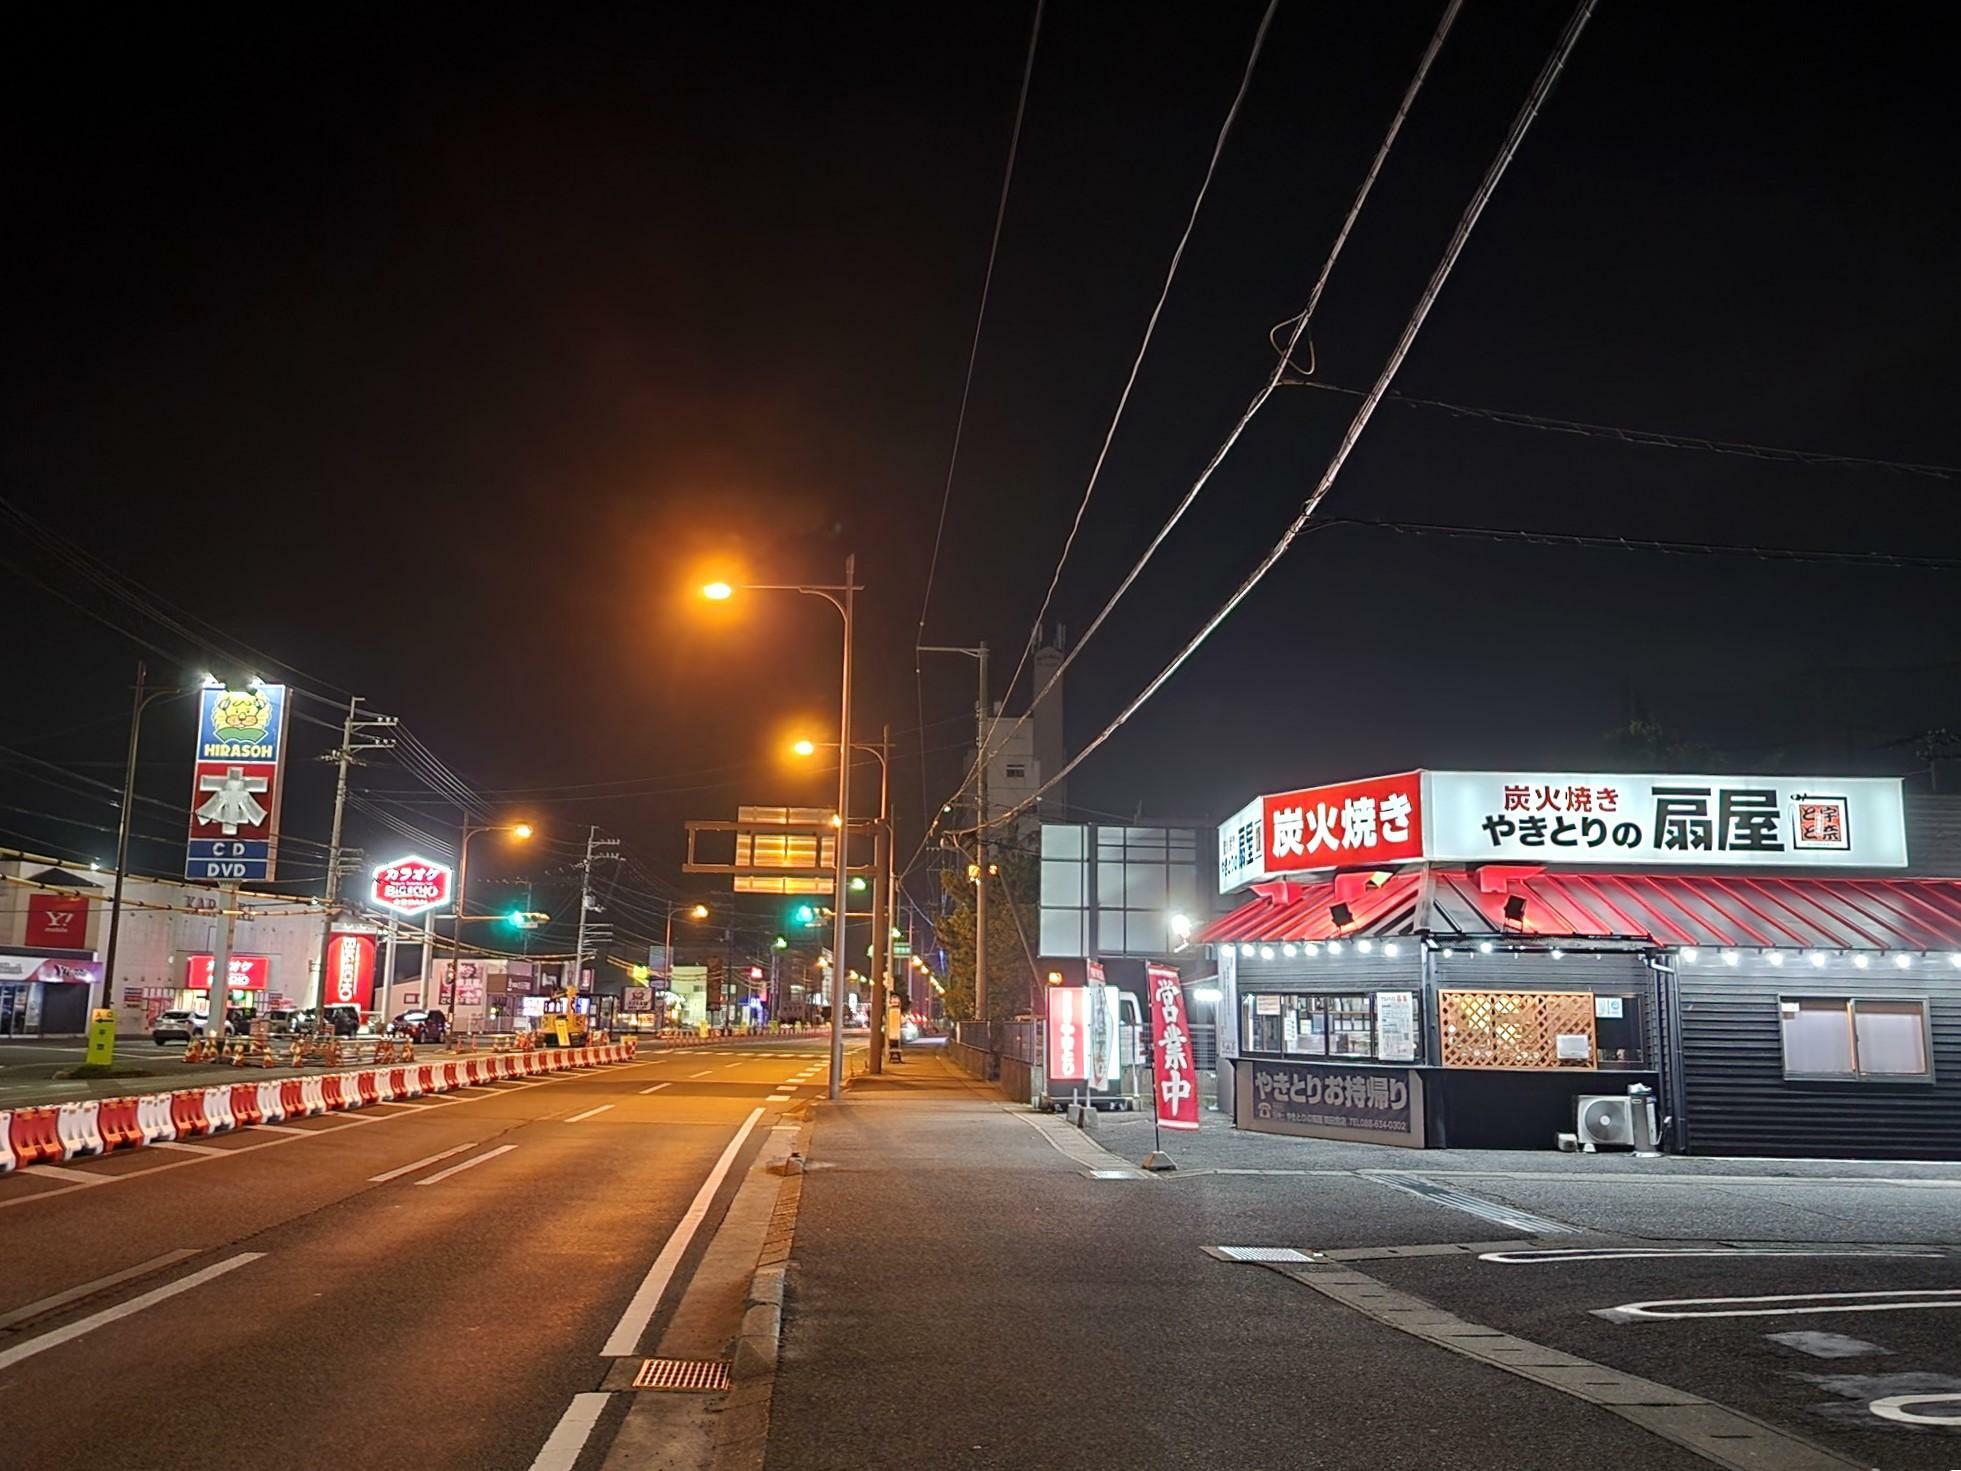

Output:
xmin=151 ymin=1008 xmax=250 ymax=1045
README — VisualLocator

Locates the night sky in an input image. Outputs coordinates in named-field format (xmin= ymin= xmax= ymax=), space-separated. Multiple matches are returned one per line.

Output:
xmin=5 ymin=2 xmax=1958 ymax=925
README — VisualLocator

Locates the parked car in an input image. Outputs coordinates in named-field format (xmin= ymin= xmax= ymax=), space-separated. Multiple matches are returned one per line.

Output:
xmin=151 ymin=1008 xmax=250 ymax=1045
xmin=152 ymin=1010 xmax=203 ymax=1045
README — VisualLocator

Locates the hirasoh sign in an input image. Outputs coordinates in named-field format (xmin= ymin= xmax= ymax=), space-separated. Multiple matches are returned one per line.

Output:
xmin=1219 ymin=770 xmax=1907 ymax=892
xmin=185 ymin=684 xmax=289 ymax=882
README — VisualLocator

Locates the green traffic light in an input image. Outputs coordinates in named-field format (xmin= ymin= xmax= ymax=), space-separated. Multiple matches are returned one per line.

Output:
xmin=848 ymin=875 xmax=867 ymax=893
xmin=506 ymin=909 xmax=525 ymax=926
xmin=793 ymin=903 xmax=817 ymax=925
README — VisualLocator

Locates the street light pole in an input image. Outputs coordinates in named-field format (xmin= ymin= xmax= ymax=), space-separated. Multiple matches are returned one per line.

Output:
xmin=829 ymin=553 xmax=855 ymax=1100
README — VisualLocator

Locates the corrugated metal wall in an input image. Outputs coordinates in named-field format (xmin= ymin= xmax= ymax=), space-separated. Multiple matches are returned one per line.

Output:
xmin=1678 ymin=960 xmax=1961 ymax=1158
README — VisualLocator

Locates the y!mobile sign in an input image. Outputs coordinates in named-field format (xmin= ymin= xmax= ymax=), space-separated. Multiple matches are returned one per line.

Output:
xmin=1219 ymin=770 xmax=1907 ymax=891
xmin=185 ymin=684 xmax=288 ymax=883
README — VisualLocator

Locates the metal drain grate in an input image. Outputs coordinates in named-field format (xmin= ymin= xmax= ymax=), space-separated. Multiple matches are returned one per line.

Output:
xmin=632 ymin=1357 xmax=732 ymax=1392
xmin=1213 ymin=1246 xmax=1315 ymax=1263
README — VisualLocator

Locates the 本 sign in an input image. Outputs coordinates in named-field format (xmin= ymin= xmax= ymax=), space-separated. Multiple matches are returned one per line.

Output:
xmin=371 ymin=855 xmax=455 ymax=915
xmin=1147 ymin=963 xmax=1200 ymax=1133
xmin=1046 ymin=986 xmax=1091 ymax=1084
xmin=185 ymin=684 xmax=288 ymax=882
xmin=1425 ymin=772 xmax=1906 ymax=870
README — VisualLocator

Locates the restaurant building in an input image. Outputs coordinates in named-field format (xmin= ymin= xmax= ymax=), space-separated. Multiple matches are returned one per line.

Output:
xmin=1196 ymin=771 xmax=1961 ymax=1159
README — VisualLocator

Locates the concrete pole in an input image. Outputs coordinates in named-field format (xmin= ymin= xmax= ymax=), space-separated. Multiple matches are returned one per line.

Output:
xmin=308 ymin=696 xmax=359 ymax=1021
xmin=974 ymin=642 xmax=990 ymax=1025
xmin=868 ymin=723 xmax=892 ymax=1072
xmin=103 ymin=662 xmax=149 ymax=1004
xmin=207 ymin=882 xmax=240 ymax=1050
xmin=382 ymin=916 xmax=400 ymax=1025
xmin=419 ymin=908 xmax=435 ymax=1017
xmin=827 ymin=553 xmax=855 ymax=1100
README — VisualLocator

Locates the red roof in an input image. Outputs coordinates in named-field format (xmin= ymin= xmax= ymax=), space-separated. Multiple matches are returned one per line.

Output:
xmin=1195 ymin=870 xmax=1961 ymax=952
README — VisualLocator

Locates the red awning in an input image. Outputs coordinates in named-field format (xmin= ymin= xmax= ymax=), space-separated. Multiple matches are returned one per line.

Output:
xmin=1196 ymin=870 xmax=1961 ymax=952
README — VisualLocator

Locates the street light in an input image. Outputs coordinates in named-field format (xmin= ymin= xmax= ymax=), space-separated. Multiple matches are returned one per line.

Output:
xmin=690 ymin=902 xmax=709 ymax=920
xmin=700 ymin=556 xmax=859 ymax=1099
xmin=788 ymin=726 xmax=898 ymax=1072
xmin=450 ymin=820 xmax=535 ymax=1014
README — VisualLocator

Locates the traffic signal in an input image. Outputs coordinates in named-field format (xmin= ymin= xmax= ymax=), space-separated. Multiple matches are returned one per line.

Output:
xmin=848 ymin=875 xmax=867 ymax=893
xmin=792 ymin=903 xmax=820 ymax=926
xmin=773 ymin=935 xmax=789 ymax=950
xmin=505 ymin=910 xmax=550 ymax=930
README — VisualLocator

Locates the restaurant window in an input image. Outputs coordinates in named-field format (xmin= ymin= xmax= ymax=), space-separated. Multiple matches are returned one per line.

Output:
xmin=1781 ymin=997 xmax=1932 ymax=1081
xmin=1239 ymin=992 xmax=1421 ymax=1063
xmin=1439 ymin=989 xmax=1648 ymax=1070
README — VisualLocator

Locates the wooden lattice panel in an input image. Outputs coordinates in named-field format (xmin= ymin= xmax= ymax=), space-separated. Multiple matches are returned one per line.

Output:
xmin=1440 ymin=989 xmax=1597 ymax=1069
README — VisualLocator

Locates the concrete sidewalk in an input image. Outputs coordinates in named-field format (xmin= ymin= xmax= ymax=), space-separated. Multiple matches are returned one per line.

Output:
xmin=761 ymin=1052 xmax=1713 ymax=1471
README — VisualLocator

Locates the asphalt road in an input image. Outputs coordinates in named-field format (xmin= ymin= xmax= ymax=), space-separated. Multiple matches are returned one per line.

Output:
xmin=0 ymin=1036 xmax=843 ymax=1471
xmin=768 ymin=1058 xmax=1961 ymax=1471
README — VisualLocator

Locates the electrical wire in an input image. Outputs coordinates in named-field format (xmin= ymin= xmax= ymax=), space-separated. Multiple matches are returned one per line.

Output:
xmin=1318 ymin=514 xmax=1961 ymax=569
xmin=989 ymin=0 xmax=1599 ymax=830
xmin=914 ymin=0 xmax=1045 ymax=833
xmin=1280 ymin=380 xmax=1961 ymax=481
xmin=910 ymin=0 xmax=1464 ymax=872
xmin=986 ymin=0 xmax=1281 ymax=749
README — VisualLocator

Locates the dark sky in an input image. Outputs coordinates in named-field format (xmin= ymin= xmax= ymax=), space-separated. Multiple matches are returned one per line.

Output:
xmin=5 ymin=2 xmax=1959 ymax=918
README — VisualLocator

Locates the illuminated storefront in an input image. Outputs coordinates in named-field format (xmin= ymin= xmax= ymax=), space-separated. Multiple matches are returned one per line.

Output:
xmin=1201 ymin=770 xmax=1961 ymax=1158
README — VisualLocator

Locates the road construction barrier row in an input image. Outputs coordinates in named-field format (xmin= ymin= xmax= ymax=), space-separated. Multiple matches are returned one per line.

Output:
xmin=0 ymin=1040 xmax=636 ymax=1175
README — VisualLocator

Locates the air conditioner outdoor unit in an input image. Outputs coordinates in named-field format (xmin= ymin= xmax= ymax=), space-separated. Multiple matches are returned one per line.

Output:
xmin=1576 ymin=1094 xmax=1634 ymax=1151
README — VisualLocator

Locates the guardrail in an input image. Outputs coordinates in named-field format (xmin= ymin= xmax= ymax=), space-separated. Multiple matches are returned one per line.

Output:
xmin=0 ymin=1039 xmax=638 ymax=1175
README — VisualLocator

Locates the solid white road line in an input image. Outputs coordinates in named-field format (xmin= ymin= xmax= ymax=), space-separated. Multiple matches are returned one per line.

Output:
xmin=0 ymin=1249 xmax=200 ymax=1331
xmin=19 ymin=1164 xmax=109 ymax=1183
xmin=415 ymin=1144 xmax=518 ymax=1186
xmin=638 ymin=1083 xmax=669 ymax=1095
xmin=527 ymin=1390 xmax=613 ymax=1471
xmin=369 ymin=1141 xmax=481 ymax=1182
xmin=0 ymin=1252 xmax=264 ymax=1371
xmin=601 ymin=1107 xmax=765 ymax=1356
xmin=1598 ymin=1289 xmax=1961 ymax=1322
xmin=564 ymin=1104 xmax=614 ymax=1124
xmin=689 ymin=1070 xmax=714 ymax=1079
xmin=148 ymin=1141 xmax=226 ymax=1156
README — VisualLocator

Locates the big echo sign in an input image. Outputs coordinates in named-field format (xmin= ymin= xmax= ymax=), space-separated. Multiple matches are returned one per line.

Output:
xmin=370 ymin=855 xmax=455 ymax=916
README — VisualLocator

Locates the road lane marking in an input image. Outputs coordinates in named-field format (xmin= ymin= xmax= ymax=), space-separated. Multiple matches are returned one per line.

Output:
xmin=147 ymin=1141 xmax=226 ymax=1156
xmin=1482 ymin=1247 xmax=1942 ymax=1264
xmin=765 ymin=1095 xmax=792 ymax=1103
xmin=527 ymin=1391 xmax=613 ymax=1471
xmin=638 ymin=1083 xmax=670 ymax=1094
xmin=0 ymin=1249 xmax=200 ymax=1331
xmin=1366 ymin=1174 xmax=1573 ymax=1235
xmin=369 ymin=1141 xmax=481 ymax=1182
xmin=1765 ymin=1331 xmax=1891 ymax=1359
xmin=17 ymin=1163 xmax=110 ymax=1183
xmin=0 ymin=1253 xmax=264 ymax=1371
xmin=415 ymin=1144 xmax=518 ymax=1185
xmin=564 ymin=1104 xmax=614 ymax=1124
xmin=689 ymin=1070 xmax=714 ymax=1079
xmin=601 ymin=1107 xmax=765 ymax=1356
xmin=1595 ymin=1289 xmax=1961 ymax=1322
xmin=1869 ymin=1391 xmax=1961 ymax=1425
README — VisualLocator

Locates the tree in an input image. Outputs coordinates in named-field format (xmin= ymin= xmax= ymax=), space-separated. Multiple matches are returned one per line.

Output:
xmin=935 ymin=845 xmax=1039 ymax=1022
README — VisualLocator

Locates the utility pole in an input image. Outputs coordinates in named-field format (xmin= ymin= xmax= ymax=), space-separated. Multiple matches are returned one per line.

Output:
xmin=572 ymin=826 xmax=621 ymax=1031
xmin=309 ymin=697 xmax=395 ymax=1021
xmin=868 ymin=722 xmax=892 ymax=1072
xmin=974 ymin=642 xmax=989 ymax=1025
xmin=919 ymin=642 xmax=991 ymax=1025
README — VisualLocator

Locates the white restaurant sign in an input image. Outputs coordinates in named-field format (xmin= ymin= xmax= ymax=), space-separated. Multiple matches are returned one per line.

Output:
xmin=1220 ymin=770 xmax=1906 ymax=891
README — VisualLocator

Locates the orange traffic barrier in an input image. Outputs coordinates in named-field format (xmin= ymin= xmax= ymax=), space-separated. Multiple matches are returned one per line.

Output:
xmin=97 ymin=1097 xmax=142 ymax=1150
xmin=9 ymin=1107 xmax=62 ymax=1165
xmin=169 ymin=1091 xmax=209 ymax=1138
xmin=229 ymin=1084 xmax=263 ymax=1128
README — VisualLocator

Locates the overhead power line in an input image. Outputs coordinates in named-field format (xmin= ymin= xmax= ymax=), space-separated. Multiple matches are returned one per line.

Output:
xmin=991 ymin=0 xmax=1598 ymax=830
xmin=914 ymin=0 xmax=1045 ymax=833
xmin=987 ymin=0 xmax=1281 ymax=749
xmin=1321 ymin=515 xmax=1961 ymax=569
xmin=919 ymin=0 xmax=1463 ymax=866
xmin=1281 ymin=380 xmax=1961 ymax=481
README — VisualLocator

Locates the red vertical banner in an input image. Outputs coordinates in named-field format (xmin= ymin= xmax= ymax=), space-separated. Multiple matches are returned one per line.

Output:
xmin=1045 ymin=986 xmax=1089 ymax=1083
xmin=1147 ymin=963 xmax=1200 ymax=1132
xmin=323 ymin=932 xmax=378 ymax=1010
